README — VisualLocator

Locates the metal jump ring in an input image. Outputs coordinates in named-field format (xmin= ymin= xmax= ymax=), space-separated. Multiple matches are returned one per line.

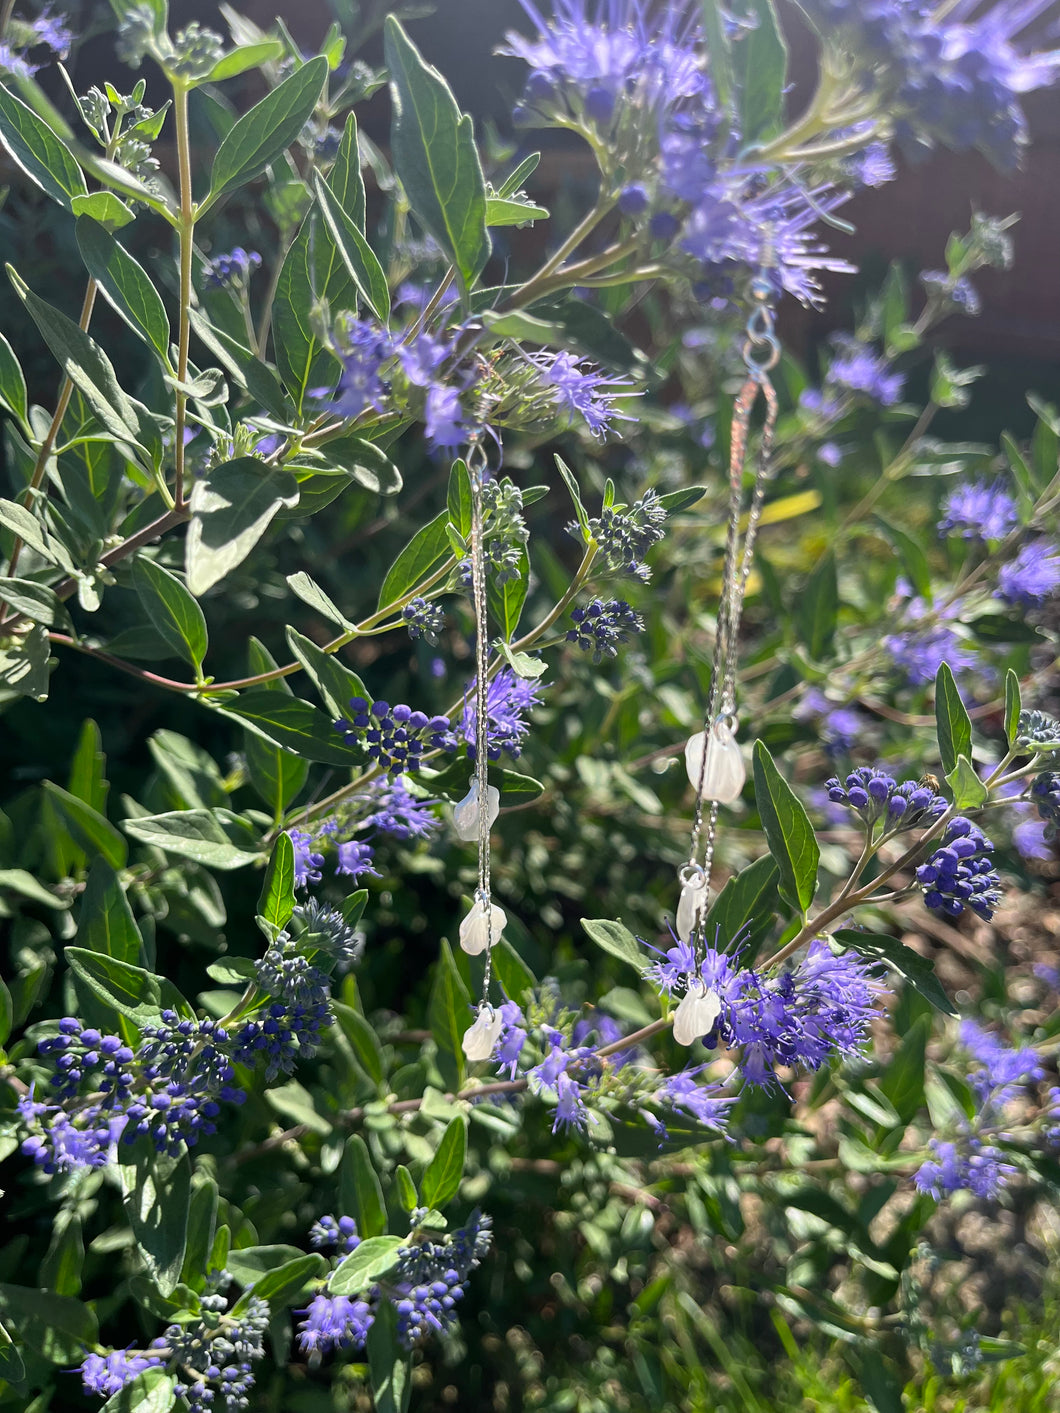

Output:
xmin=679 ymin=861 xmax=707 ymax=887
xmin=742 ymin=333 xmax=781 ymax=372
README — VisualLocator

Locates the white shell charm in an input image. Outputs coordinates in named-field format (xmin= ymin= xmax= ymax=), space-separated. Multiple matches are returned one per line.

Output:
xmin=676 ymin=872 xmax=709 ymax=943
xmin=458 ymin=896 xmax=507 ymax=956
xmin=461 ymin=1005 xmax=504 ymax=1061
xmin=684 ymin=719 xmax=746 ymax=804
xmin=672 ymin=980 xmax=722 ymax=1046
xmin=452 ymin=782 xmax=500 ymax=841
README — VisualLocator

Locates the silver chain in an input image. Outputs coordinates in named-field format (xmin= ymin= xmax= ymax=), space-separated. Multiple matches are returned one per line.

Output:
xmin=467 ymin=437 xmax=495 ymax=1004
xmin=686 ymin=273 xmax=781 ymax=927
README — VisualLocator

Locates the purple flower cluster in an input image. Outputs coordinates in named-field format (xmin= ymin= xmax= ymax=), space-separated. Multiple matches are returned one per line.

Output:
xmin=914 ymin=1135 xmax=1016 ymax=1200
xmin=310 ymin=1213 xmax=361 ymax=1255
xmin=528 ymin=350 xmax=638 ymax=438
xmin=796 ymin=0 xmax=1060 ymax=168
xmin=917 ymin=817 xmax=1001 ymax=920
xmin=996 ymin=541 xmax=1060 ymax=608
xmin=826 ymin=336 xmax=905 ymax=405
xmin=288 ymin=778 xmax=441 ymax=888
xmin=795 ymin=690 xmax=865 ymax=756
xmin=938 ymin=480 xmax=1018 ymax=541
xmin=883 ymin=583 xmax=978 ymax=686
xmin=460 ymin=666 xmax=545 ymax=761
xmin=1030 ymin=772 xmax=1060 ymax=841
xmin=825 ymin=767 xmax=948 ymax=831
xmin=334 ymin=697 xmax=456 ymax=777
xmin=81 ymin=1348 xmax=164 ymax=1398
xmin=296 ymin=1211 xmax=492 ymax=1357
xmin=921 ymin=269 xmax=982 ymax=317
xmin=0 ymin=6 xmax=70 ymax=79
xmin=203 ymin=247 xmax=262 ymax=291
xmin=647 ymin=936 xmax=885 ymax=1089
xmin=566 ymin=598 xmax=645 ymax=661
xmin=403 ymin=595 xmax=445 ymax=644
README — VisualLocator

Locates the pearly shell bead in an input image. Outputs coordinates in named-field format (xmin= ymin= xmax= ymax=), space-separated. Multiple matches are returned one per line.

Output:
xmin=672 ymin=982 xmax=722 ymax=1046
xmin=676 ymin=874 xmax=709 ymax=943
xmin=458 ymin=897 xmax=507 ymax=955
xmin=684 ymin=720 xmax=746 ymax=804
xmin=452 ymin=782 xmax=501 ymax=841
xmin=462 ymin=1006 xmax=504 ymax=1061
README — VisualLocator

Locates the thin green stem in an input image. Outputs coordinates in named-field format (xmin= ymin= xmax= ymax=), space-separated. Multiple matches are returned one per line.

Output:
xmin=173 ymin=80 xmax=194 ymax=510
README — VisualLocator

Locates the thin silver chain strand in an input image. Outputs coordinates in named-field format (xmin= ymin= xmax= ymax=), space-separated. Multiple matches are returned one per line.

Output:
xmin=686 ymin=274 xmax=781 ymax=939
xmin=467 ymin=439 xmax=495 ymax=1005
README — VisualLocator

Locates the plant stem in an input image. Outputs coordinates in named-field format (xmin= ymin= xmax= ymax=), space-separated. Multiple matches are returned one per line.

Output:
xmin=173 ymin=80 xmax=194 ymax=510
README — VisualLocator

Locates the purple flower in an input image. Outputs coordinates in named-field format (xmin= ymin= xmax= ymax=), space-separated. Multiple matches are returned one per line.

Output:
xmin=331 ymin=319 xmax=394 ymax=420
xmin=921 ymin=269 xmax=982 ymax=316
xmin=298 ymin=1293 xmax=374 ymax=1354
xmin=996 ymin=541 xmax=1060 ymax=607
xmin=958 ymin=1019 xmax=1044 ymax=1108
xmin=656 ymin=1069 xmax=734 ymax=1133
xmin=495 ymin=1001 xmax=528 ymax=1078
xmin=334 ymin=697 xmax=456 ymax=777
xmin=530 ymin=350 xmax=638 ymax=438
xmin=460 ymin=667 xmax=545 ymax=761
xmin=580 ymin=489 xmax=668 ymax=581
xmin=818 ymin=441 xmax=844 ymax=467
xmin=938 ymin=481 xmax=1018 ymax=541
xmin=917 ymin=817 xmax=1001 ymax=921
xmin=825 ymin=766 xmax=947 ymax=828
xmin=81 ymin=1349 xmax=163 ymax=1398
xmin=914 ymin=1135 xmax=1016 ymax=1200
xmin=310 ymin=1214 xmax=361 ymax=1254
xmin=335 ymin=839 xmax=381 ymax=879
xmin=203 ymin=247 xmax=261 ymax=290
xmin=424 ymin=384 xmax=468 ymax=452
xmin=852 ymin=140 xmax=897 ymax=187
xmin=884 ymin=623 xmax=978 ymax=687
xmin=826 ymin=336 xmax=905 ymax=405
xmin=397 ymin=331 xmax=448 ymax=388
xmin=288 ymin=828 xmax=325 ymax=887
xmin=551 ymin=1070 xmax=594 ymax=1133
xmin=566 ymin=598 xmax=645 ymax=661
xmin=361 ymin=776 xmax=440 ymax=841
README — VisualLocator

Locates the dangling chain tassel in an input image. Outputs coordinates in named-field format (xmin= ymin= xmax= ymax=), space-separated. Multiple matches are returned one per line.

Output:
xmin=461 ymin=437 xmax=505 ymax=1059
xmin=679 ymin=271 xmax=781 ymax=951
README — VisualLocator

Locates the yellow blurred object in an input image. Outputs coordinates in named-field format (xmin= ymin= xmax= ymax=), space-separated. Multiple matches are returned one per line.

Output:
xmin=742 ymin=489 xmax=822 ymax=529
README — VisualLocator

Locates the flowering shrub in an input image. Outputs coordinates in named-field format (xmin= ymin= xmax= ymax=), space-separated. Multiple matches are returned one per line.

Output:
xmin=0 ymin=0 xmax=1059 ymax=1409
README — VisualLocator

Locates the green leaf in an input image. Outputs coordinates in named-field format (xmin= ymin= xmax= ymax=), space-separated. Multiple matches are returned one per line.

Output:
xmin=258 ymin=831 xmax=296 ymax=933
xmin=339 ymin=1135 xmax=389 ymax=1240
xmin=491 ymin=936 xmax=537 ymax=1003
xmin=181 ymin=1178 xmax=218 ymax=1292
xmin=0 ymin=497 xmax=52 ymax=560
xmin=0 ymin=332 xmax=28 ymax=426
xmin=185 ymin=458 xmax=299 ymax=596
xmin=42 ymin=781 xmax=128 ymax=869
xmin=1004 ymin=668 xmax=1022 ymax=748
xmin=331 ymin=108 xmax=367 ymax=231
xmin=65 ymin=946 xmax=191 ymax=1026
xmin=429 ymin=938 xmax=471 ymax=1092
xmin=378 ymin=510 xmax=453 ymax=609
xmin=395 ymin=1165 xmax=418 ymax=1213
xmin=0 ymin=576 xmax=71 ymax=628
xmin=0 ymin=86 xmax=87 ymax=209
xmin=421 ymin=1116 xmax=467 ymax=1209
xmin=0 ymin=867 xmax=66 ymax=908
xmin=0 ymin=621 xmax=53 ymax=700
xmin=123 ymin=809 xmax=262 ymax=869
xmin=367 ymin=1300 xmax=412 ymax=1413
xmin=533 ymin=296 xmax=647 ymax=374
xmin=39 ymin=1211 xmax=84 ymax=1296
xmin=233 ymin=1254 xmax=325 ymax=1311
xmin=206 ymin=56 xmax=328 ymax=203
xmin=286 ymin=571 xmax=355 ymax=632
xmin=698 ymin=0 xmax=735 ymax=110
xmin=119 ymin=1151 xmax=190 ymax=1296
xmin=580 ymin=918 xmax=647 ymax=975
xmin=833 ymin=929 xmax=955 ymax=1015
xmin=425 ymin=759 xmax=544 ymax=807
xmin=490 ymin=549 xmax=529 ymax=641
xmin=485 ymin=192 xmax=549 ymax=226
xmin=657 ymin=486 xmax=708 ymax=514
xmin=147 ymin=729 xmax=227 ymax=809
xmin=796 ymin=551 xmax=838 ymax=660
xmin=733 ymin=0 xmax=788 ymax=145
xmin=132 ymin=557 xmax=208 ymax=670
xmin=225 ymin=1245 xmax=308 ymax=1287
xmin=71 ymin=189 xmax=136 ymax=229
xmin=100 ymin=1368 xmax=176 ymax=1413
xmin=751 ymin=740 xmax=820 ymax=916
xmin=0 ymin=1284 xmax=97 ymax=1363
xmin=7 ymin=266 xmax=154 ymax=458
xmin=312 ymin=172 xmax=390 ymax=321
xmin=703 ymin=854 xmax=780 ymax=945
xmin=75 ymin=218 xmax=171 ymax=361
xmin=878 ymin=1015 xmax=929 ymax=1124
xmin=934 ymin=661 xmax=973 ymax=777
xmin=331 ymin=1235 xmax=405 ymax=1297
xmin=78 ymin=859 xmax=143 ymax=964
xmin=285 ymin=626 xmax=368 ymax=720
xmin=242 ymin=638 xmax=309 ymax=819
xmin=188 ymin=309 xmax=290 ymax=423
xmin=554 ymin=454 xmax=588 ymax=534
xmin=0 ymin=1319 xmax=23 ymax=1384
xmin=334 ymin=1002 xmax=386 ymax=1086
xmin=220 ymin=690 xmax=364 ymax=767
xmin=447 ymin=458 xmax=472 ymax=538
xmin=383 ymin=16 xmax=490 ymax=291
xmin=207 ymin=39 xmax=285 ymax=81
xmin=945 ymin=753 xmax=988 ymax=810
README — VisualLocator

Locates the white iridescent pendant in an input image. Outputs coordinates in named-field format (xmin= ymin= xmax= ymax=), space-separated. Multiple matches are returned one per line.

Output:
xmin=676 ymin=871 xmax=709 ymax=944
xmin=458 ymin=896 xmax=507 ymax=956
xmin=672 ymin=980 xmax=722 ymax=1046
xmin=684 ymin=719 xmax=746 ymax=804
xmin=461 ymin=1005 xmax=504 ymax=1061
xmin=452 ymin=781 xmax=501 ymax=841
